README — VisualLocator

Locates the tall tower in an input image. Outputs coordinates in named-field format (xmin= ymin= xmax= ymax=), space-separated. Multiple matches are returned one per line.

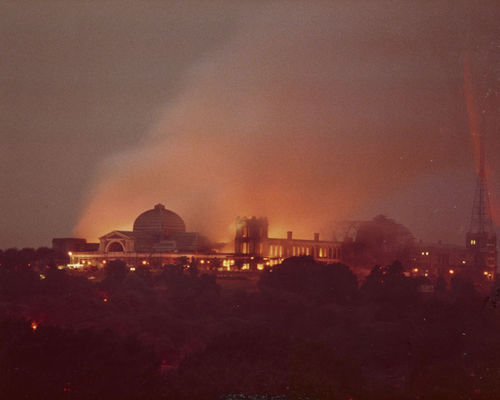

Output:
xmin=466 ymin=115 xmax=497 ymax=272
xmin=234 ymin=216 xmax=268 ymax=256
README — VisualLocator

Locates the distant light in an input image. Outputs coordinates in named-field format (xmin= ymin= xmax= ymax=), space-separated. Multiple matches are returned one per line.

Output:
xmin=449 ymin=269 xmax=455 ymax=275
xmin=102 ymin=260 xmax=107 ymax=264
xmin=31 ymin=321 xmax=38 ymax=331
xmin=413 ymin=268 xmax=419 ymax=273
xmin=68 ymin=251 xmax=72 ymax=256
xmin=103 ymin=298 xmax=108 ymax=302
xmin=421 ymin=252 xmax=425 ymax=256
xmin=483 ymin=271 xmax=488 ymax=276
xmin=257 ymin=264 xmax=264 ymax=271
xmin=39 ymin=274 xmax=46 ymax=280
xmin=142 ymin=260 xmax=147 ymax=265
xmin=200 ymin=260 xmax=205 ymax=264
xmin=130 ymin=267 xmax=136 ymax=271
xmin=425 ymin=252 xmax=429 ymax=256
xmin=462 ymin=260 xmax=466 ymax=264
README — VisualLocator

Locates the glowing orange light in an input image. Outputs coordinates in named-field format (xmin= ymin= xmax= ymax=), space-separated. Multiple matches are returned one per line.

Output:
xmin=257 ymin=264 xmax=264 ymax=271
xmin=102 ymin=260 xmax=107 ymax=264
xmin=483 ymin=271 xmax=488 ymax=276
xmin=31 ymin=321 xmax=38 ymax=331
xmin=462 ymin=260 xmax=466 ymax=264
xmin=200 ymin=260 xmax=205 ymax=264
xmin=130 ymin=267 xmax=136 ymax=271
xmin=142 ymin=260 xmax=147 ymax=265
xmin=449 ymin=269 xmax=455 ymax=275
xmin=413 ymin=268 xmax=419 ymax=273
xmin=103 ymin=298 xmax=108 ymax=302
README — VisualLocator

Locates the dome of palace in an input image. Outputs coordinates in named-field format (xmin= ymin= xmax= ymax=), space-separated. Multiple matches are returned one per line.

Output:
xmin=133 ymin=204 xmax=186 ymax=238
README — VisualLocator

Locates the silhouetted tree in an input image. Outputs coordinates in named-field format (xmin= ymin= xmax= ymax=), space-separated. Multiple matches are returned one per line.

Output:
xmin=103 ymin=259 xmax=128 ymax=286
xmin=259 ymin=256 xmax=358 ymax=304
xmin=361 ymin=261 xmax=419 ymax=304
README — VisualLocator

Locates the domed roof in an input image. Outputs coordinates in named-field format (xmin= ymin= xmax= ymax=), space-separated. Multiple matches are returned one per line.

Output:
xmin=133 ymin=204 xmax=186 ymax=238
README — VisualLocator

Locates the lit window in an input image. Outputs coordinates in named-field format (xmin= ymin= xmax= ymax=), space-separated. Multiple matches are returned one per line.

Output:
xmin=470 ymin=239 xmax=476 ymax=245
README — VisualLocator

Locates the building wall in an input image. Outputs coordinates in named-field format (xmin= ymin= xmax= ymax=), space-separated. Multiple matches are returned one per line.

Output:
xmin=234 ymin=216 xmax=341 ymax=263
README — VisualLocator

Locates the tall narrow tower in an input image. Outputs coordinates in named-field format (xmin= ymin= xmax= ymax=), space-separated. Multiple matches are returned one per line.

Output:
xmin=466 ymin=115 xmax=497 ymax=272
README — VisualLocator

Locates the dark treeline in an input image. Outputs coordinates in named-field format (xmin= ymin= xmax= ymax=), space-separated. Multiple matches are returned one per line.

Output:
xmin=0 ymin=246 xmax=66 ymax=270
xmin=1 ymin=256 xmax=500 ymax=399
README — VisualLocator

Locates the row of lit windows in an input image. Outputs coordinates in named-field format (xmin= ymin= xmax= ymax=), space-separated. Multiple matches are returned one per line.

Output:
xmin=241 ymin=242 xmax=264 ymax=255
xmin=269 ymin=245 xmax=340 ymax=259
xmin=269 ymin=245 xmax=284 ymax=257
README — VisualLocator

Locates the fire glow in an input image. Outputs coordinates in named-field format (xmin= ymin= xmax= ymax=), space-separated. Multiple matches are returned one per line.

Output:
xmin=73 ymin=3 xmax=499 ymax=244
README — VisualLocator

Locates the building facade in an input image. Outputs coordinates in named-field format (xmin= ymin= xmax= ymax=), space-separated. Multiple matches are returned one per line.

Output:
xmin=65 ymin=205 xmax=342 ymax=271
xmin=234 ymin=216 xmax=342 ymax=265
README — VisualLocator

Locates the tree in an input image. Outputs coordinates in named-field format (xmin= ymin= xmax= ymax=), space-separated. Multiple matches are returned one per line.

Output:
xmin=103 ymin=260 xmax=128 ymax=286
xmin=361 ymin=261 xmax=420 ymax=304
xmin=259 ymin=256 xmax=358 ymax=304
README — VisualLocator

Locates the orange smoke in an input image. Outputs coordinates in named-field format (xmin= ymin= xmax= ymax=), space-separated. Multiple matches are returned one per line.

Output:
xmin=74 ymin=3 xmax=482 ymax=243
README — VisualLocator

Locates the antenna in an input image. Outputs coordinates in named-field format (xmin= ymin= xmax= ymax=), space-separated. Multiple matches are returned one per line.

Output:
xmin=464 ymin=52 xmax=497 ymax=271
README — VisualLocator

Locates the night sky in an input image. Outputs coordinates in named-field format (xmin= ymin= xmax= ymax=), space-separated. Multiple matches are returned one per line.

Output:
xmin=1 ymin=1 xmax=499 ymax=249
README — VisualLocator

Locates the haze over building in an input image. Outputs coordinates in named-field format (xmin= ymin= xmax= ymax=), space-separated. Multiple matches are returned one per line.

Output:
xmin=2 ymin=2 xmax=499 ymax=249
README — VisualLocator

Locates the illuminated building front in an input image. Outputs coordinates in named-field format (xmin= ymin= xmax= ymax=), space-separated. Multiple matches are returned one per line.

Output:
xmin=234 ymin=216 xmax=342 ymax=265
xmin=62 ymin=204 xmax=342 ymax=271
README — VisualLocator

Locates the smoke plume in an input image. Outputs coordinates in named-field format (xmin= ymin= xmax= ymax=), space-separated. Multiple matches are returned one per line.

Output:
xmin=75 ymin=2 xmax=500 ymax=244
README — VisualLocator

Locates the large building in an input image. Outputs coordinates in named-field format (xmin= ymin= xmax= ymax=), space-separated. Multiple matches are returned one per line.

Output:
xmin=64 ymin=204 xmax=342 ymax=270
xmin=234 ymin=216 xmax=341 ymax=265
xmin=65 ymin=204 xmax=214 ymax=269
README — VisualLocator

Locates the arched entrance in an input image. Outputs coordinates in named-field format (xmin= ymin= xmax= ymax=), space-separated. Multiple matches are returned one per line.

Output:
xmin=107 ymin=241 xmax=124 ymax=252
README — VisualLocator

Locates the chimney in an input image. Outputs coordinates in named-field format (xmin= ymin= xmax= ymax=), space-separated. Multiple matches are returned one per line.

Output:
xmin=287 ymin=231 xmax=293 ymax=240
xmin=314 ymin=233 xmax=319 ymax=241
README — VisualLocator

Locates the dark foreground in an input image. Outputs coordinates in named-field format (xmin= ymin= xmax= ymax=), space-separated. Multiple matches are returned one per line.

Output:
xmin=1 ymin=256 xmax=500 ymax=399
